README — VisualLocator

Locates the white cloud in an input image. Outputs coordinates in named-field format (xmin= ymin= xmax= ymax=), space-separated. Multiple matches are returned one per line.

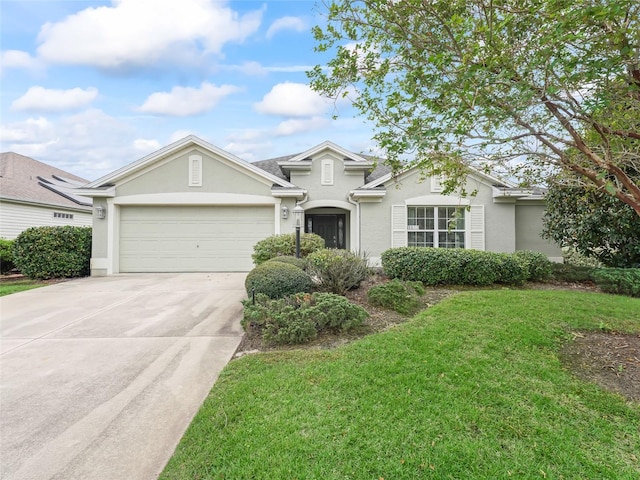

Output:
xmin=133 ymin=138 xmax=161 ymax=152
xmin=255 ymin=82 xmax=332 ymax=117
xmin=0 ymin=50 xmax=42 ymax=72
xmin=169 ymin=130 xmax=198 ymax=143
xmin=273 ymin=116 xmax=330 ymax=136
xmin=224 ymin=141 xmax=273 ymax=162
xmin=266 ymin=16 xmax=306 ymax=39
xmin=0 ymin=117 xmax=54 ymax=143
xmin=11 ymin=86 xmax=98 ymax=112
xmin=36 ymin=0 xmax=264 ymax=69
xmin=137 ymin=82 xmax=241 ymax=116
xmin=226 ymin=128 xmax=267 ymax=142
xmin=0 ymin=110 xmax=146 ymax=180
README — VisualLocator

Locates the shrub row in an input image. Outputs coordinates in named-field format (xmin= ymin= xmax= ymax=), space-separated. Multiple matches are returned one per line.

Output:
xmin=252 ymin=233 xmax=325 ymax=265
xmin=381 ymin=248 xmax=552 ymax=286
xmin=0 ymin=239 xmax=15 ymax=274
xmin=307 ymin=249 xmax=370 ymax=295
xmin=242 ymin=292 xmax=368 ymax=345
xmin=245 ymin=262 xmax=313 ymax=299
xmin=12 ymin=226 xmax=92 ymax=279
xmin=591 ymin=268 xmax=640 ymax=298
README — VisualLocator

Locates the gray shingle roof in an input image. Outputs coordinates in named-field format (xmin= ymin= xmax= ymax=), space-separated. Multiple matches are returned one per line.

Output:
xmin=0 ymin=152 xmax=92 ymax=209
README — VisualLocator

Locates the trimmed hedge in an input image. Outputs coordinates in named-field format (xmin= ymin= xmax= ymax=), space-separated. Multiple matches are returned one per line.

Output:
xmin=513 ymin=250 xmax=553 ymax=281
xmin=12 ymin=226 xmax=91 ymax=279
xmin=242 ymin=292 xmax=368 ymax=345
xmin=551 ymin=263 xmax=595 ymax=283
xmin=245 ymin=261 xmax=313 ymax=299
xmin=265 ymin=255 xmax=308 ymax=270
xmin=381 ymin=247 xmax=538 ymax=286
xmin=0 ymin=239 xmax=15 ymax=274
xmin=307 ymin=249 xmax=370 ymax=294
xmin=591 ymin=268 xmax=640 ymax=298
xmin=252 ymin=233 xmax=325 ymax=265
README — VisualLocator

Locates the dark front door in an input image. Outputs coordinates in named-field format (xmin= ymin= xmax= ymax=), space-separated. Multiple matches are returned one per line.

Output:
xmin=306 ymin=214 xmax=346 ymax=249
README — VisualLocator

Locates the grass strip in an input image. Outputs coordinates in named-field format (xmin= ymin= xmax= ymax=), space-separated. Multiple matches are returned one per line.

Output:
xmin=161 ymin=290 xmax=640 ymax=479
xmin=0 ymin=280 xmax=46 ymax=297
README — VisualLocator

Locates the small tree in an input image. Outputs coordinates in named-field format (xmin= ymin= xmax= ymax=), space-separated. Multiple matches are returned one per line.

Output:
xmin=543 ymin=178 xmax=640 ymax=267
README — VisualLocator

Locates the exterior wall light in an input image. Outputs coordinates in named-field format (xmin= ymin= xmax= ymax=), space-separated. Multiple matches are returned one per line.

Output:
xmin=281 ymin=205 xmax=289 ymax=219
xmin=95 ymin=205 xmax=106 ymax=219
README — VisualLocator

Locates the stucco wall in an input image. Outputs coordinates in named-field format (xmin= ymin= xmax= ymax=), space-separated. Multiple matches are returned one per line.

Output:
xmin=515 ymin=203 xmax=563 ymax=258
xmin=116 ymin=148 xmax=274 ymax=198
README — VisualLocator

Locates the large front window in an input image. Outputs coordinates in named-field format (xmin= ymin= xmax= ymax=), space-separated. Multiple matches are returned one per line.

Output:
xmin=407 ymin=206 xmax=465 ymax=248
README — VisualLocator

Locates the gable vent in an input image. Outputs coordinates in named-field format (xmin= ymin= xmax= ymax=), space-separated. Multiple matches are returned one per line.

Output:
xmin=321 ymin=159 xmax=334 ymax=186
xmin=189 ymin=155 xmax=202 ymax=187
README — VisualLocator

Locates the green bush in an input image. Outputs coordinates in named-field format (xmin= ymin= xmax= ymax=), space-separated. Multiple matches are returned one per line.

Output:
xmin=551 ymin=263 xmax=595 ymax=283
xmin=242 ymin=292 xmax=368 ymax=345
xmin=252 ymin=233 xmax=325 ymax=265
xmin=245 ymin=262 xmax=313 ymax=299
xmin=381 ymin=247 xmax=529 ymax=286
xmin=12 ymin=226 xmax=92 ymax=279
xmin=0 ymin=239 xmax=15 ymax=274
xmin=265 ymin=255 xmax=308 ymax=270
xmin=307 ymin=249 xmax=370 ymax=294
xmin=513 ymin=250 xmax=553 ymax=281
xmin=563 ymin=248 xmax=603 ymax=268
xmin=591 ymin=268 xmax=640 ymax=297
xmin=367 ymin=279 xmax=425 ymax=315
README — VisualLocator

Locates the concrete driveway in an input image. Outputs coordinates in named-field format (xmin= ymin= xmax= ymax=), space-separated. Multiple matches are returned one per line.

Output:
xmin=0 ymin=273 xmax=247 ymax=480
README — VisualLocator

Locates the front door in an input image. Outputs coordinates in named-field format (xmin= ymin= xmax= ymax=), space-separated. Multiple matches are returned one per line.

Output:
xmin=306 ymin=214 xmax=346 ymax=249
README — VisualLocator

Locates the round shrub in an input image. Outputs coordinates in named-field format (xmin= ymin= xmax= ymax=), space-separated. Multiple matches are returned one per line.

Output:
xmin=252 ymin=233 xmax=325 ymax=265
xmin=265 ymin=255 xmax=308 ymax=270
xmin=245 ymin=261 xmax=313 ymax=299
xmin=0 ymin=239 xmax=16 ymax=274
xmin=367 ymin=279 xmax=424 ymax=315
xmin=12 ymin=226 xmax=92 ymax=279
xmin=307 ymin=249 xmax=370 ymax=294
xmin=513 ymin=250 xmax=553 ymax=281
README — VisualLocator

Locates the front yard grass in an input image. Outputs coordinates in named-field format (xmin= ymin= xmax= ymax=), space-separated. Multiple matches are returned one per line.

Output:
xmin=161 ymin=290 xmax=640 ymax=479
xmin=0 ymin=279 xmax=46 ymax=296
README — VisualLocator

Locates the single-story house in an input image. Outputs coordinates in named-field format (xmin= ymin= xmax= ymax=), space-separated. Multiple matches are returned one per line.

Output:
xmin=0 ymin=152 xmax=92 ymax=239
xmin=76 ymin=135 xmax=561 ymax=276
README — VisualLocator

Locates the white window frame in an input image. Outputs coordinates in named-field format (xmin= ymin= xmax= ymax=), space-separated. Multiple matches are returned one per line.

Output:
xmin=406 ymin=206 xmax=466 ymax=248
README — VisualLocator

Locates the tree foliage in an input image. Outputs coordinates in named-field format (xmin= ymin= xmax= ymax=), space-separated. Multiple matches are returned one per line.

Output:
xmin=309 ymin=0 xmax=640 ymax=215
xmin=542 ymin=177 xmax=640 ymax=267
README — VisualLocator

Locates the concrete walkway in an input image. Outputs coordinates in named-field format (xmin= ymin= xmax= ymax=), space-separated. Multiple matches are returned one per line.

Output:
xmin=0 ymin=273 xmax=247 ymax=480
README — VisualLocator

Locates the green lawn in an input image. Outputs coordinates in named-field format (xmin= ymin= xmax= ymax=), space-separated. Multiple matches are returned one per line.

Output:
xmin=0 ymin=279 xmax=46 ymax=296
xmin=161 ymin=290 xmax=640 ymax=479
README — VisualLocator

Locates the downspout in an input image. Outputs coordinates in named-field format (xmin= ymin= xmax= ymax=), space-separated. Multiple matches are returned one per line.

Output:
xmin=347 ymin=192 xmax=360 ymax=254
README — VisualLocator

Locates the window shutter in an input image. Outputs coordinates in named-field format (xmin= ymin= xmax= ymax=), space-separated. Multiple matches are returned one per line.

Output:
xmin=469 ymin=205 xmax=485 ymax=250
xmin=391 ymin=205 xmax=407 ymax=247
xmin=189 ymin=155 xmax=202 ymax=187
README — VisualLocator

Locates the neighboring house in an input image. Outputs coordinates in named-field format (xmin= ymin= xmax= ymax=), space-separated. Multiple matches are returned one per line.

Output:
xmin=76 ymin=135 xmax=561 ymax=276
xmin=0 ymin=152 xmax=92 ymax=239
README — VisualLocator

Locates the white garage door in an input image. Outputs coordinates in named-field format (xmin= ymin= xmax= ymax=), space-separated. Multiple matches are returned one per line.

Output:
xmin=119 ymin=206 xmax=274 ymax=272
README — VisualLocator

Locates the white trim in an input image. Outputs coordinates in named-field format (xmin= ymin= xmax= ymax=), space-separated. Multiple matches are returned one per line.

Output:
xmin=405 ymin=195 xmax=471 ymax=206
xmin=274 ymin=199 xmax=282 ymax=234
xmin=391 ymin=204 xmax=407 ymax=248
xmin=74 ymin=187 xmax=115 ymax=198
xmin=90 ymin=258 xmax=109 ymax=269
xmin=469 ymin=205 xmax=485 ymax=251
xmin=270 ymin=188 xmax=307 ymax=198
xmin=85 ymin=135 xmax=296 ymax=189
xmin=188 ymin=154 xmax=202 ymax=187
xmin=286 ymin=140 xmax=370 ymax=163
xmin=113 ymin=192 xmax=277 ymax=206
xmin=107 ymin=199 xmax=117 ymax=274
xmin=431 ymin=175 xmax=444 ymax=193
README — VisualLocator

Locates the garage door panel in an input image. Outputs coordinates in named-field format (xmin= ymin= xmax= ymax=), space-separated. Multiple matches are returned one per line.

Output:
xmin=119 ymin=206 xmax=274 ymax=272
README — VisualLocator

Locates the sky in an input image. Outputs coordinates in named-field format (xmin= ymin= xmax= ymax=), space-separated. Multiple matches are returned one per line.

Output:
xmin=0 ymin=0 xmax=375 ymax=181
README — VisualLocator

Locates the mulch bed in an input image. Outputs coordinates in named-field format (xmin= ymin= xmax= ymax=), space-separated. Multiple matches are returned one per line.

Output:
xmin=235 ymin=275 xmax=639 ymax=403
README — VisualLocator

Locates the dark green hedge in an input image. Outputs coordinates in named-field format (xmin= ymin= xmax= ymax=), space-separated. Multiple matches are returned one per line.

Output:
xmin=245 ymin=261 xmax=314 ymax=299
xmin=251 ymin=233 xmax=325 ymax=265
xmin=12 ymin=226 xmax=92 ymax=279
xmin=0 ymin=239 xmax=15 ymax=274
xmin=381 ymin=247 xmax=552 ymax=286
xmin=591 ymin=268 xmax=640 ymax=298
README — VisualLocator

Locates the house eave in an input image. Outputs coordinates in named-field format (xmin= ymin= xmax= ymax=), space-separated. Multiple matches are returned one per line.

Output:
xmin=0 ymin=196 xmax=92 ymax=212
xmin=270 ymin=188 xmax=307 ymax=199
xmin=74 ymin=186 xmax=116 ymax=198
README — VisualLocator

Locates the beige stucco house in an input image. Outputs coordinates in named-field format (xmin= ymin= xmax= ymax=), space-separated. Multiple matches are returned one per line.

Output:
xmin=0 ymin=152 xmax=92 ymax=239
xmin=76 ymin=135 xmax=561 ymax=276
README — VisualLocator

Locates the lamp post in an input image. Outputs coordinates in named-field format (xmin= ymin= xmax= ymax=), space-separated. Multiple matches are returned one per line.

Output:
xmin=293 ymin=203 xmax=304 ymax=258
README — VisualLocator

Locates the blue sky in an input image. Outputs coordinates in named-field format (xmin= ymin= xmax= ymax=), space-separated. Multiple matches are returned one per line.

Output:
xmin=0 ymin=0 xmax=375 ymax=181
